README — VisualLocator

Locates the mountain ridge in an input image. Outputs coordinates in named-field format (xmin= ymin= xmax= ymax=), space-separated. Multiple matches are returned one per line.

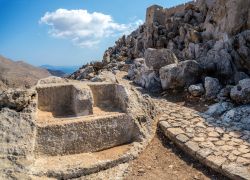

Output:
xmin=0 ymin=55 xmax=51 ymax=89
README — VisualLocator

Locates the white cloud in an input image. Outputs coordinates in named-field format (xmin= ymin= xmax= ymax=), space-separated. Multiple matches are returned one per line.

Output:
xmin=40 ymin=9 xmax=143 ymax=47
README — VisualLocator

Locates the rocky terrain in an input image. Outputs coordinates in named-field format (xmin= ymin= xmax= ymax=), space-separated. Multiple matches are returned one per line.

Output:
xmin=0 ymin=0 xmax=250 ymax=179
xmin=70 ymin=0 xmax=250 ymax=98
xmin=0 ymin=55 xmax=51 ymax=89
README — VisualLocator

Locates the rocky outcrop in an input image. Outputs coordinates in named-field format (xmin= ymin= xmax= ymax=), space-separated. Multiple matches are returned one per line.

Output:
xmin=202 ymin=0 xmax=250 ymax=38
xmin=70 ymin=0 xmax=250 ymax=104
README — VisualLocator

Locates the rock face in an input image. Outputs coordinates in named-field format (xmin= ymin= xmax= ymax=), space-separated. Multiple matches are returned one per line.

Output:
xmin=203 ymin=0 xmax=250 ymax=37
xmin=160 ymin=60 xmax=201 ymax=90
xmin=0 ymin=89 xmax=36 ymax=111
xmin=230 ymin=78 xmax=250 ymax=104
xmin=144 ymin=48 xmax=178 ymax=70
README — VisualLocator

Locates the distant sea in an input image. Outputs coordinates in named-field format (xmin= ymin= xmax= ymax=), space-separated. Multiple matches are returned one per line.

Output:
xmin=40 ymin=65 xmax=80 ymax=75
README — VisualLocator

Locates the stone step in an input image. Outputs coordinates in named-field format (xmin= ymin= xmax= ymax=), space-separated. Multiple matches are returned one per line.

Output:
xmin=30 ymin=144 xmax=133 ymax=179
xmin=35 ymin=113 xmax=136 ymax=156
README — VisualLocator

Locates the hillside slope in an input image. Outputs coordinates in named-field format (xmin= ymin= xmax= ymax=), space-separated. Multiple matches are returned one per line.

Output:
xmin=70 ymin=0 xmax=250 ymax=98
xmin=0 ymin=55 xmax=51 ymax=88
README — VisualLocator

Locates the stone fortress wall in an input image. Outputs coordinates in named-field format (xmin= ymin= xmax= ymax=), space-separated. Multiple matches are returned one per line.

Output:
xmin=146 ymin=1 xmax=196 ymax=25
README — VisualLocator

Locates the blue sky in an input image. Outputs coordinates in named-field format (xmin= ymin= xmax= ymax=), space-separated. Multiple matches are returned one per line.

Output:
xmin=0 ymin=0 xmax=189 ymax=66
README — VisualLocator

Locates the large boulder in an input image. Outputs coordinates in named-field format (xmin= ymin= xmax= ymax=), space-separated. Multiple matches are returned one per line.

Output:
xmin=230 ymin=78 xmax=250 ymax=104
xmin=144 ymin=48 xmax=178 ymax=70
xmin=204 ymin=77 xmax=222 ymax=100
xmin=128 ymin=58 xmax=162 ymax=92
xmin=159 ymin=60 xmax=201 ymax=90
xmin=198 ymin=47 xmax=234 ymax=83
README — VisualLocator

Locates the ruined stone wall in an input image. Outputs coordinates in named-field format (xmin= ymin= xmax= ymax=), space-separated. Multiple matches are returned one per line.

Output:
xmin=164 ymin=1 xmax=196 ymax=18
xmin=146 ymin=1 xmax=196 ymax=25
xmin=146 ymin=5 xmax=165 ymax=25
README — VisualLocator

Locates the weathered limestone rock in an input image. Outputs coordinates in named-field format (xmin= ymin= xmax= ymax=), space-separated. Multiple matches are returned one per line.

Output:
xmin=198 ymin=48 xmax=234 ymax=83
xmin=160 ymin=60 xmax=201 ymax=90
xmin=144 ymin=48 xmax=178 ymax=70
xmin=230 ymin=78 xmax=250 ymax=104
xmin=0 ymin=108 xmax=36 ymax=156
xmin=188 ymin=83 xmax=205 ymax=97
xmin=222 ymin=105 xmax=250 ymax=130
xmin=203 ymin=0 xmax=250 ymax=37
xmin=128 ymin=58 xmax=161 ymax=92
xmin=205 ymin=102 xmax=234 ymax=117
xmin=0 ymin=89 xmax=36 ymax=111
xmin=204 ymin=77 xmax=222 ymax=100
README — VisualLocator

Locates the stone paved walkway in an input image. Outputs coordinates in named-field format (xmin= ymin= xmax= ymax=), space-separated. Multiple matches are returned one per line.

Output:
xmin=155 ymin=99 xmax=250 ymax=180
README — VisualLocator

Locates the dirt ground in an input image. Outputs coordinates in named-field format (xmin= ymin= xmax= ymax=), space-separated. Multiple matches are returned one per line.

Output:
xmin=125 ymin=131 xmax=229 ymax=180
